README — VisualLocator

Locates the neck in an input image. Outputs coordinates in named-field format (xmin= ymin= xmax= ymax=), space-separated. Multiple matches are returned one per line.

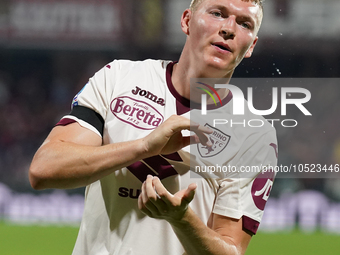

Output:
xmin=172 ymin=47 xmax=233 ymax=101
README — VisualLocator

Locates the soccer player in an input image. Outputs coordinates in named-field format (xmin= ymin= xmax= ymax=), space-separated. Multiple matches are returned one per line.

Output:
xmin=29 ymin=0 xmax=277 ymax=254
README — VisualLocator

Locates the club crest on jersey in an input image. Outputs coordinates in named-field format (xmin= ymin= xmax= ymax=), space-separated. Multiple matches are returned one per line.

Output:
xmin=110 ymin=96 xmax=164 ymax=130
xmin=197 ymin=124 xmax=231 ymax=158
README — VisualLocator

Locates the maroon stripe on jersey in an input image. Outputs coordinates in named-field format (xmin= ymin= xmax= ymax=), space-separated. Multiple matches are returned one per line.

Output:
xmin=143 ymin=156 xmax=178 ymax=180
xmin=162 ymin=152 xmax=182 ymax=162
xmin=242 ymin=215 xmax=260 ymax=235
xmin=56 ymin=118 xmax=77 ymax=126
xmin=166 ymin=62 xmax=233 ymax=115
xmin=127 ymin=155 xmax=179 ymax=182
xmin=126 ymin=161 xmax=156 ymax=182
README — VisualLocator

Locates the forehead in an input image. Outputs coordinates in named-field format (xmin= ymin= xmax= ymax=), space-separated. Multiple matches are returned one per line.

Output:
xmin=195 ymin=0 xmax=263 ymax=26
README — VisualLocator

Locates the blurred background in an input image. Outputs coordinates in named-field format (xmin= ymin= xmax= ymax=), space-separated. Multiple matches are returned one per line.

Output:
xmin=0 ymin=0 xmax=340 ymax=254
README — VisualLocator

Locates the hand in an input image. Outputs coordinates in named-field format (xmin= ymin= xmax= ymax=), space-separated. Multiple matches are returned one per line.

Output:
xmin=142 ymin=115 xmax=213 ymax=156
xmin=138 ymin=175 xmax=197 ymax=223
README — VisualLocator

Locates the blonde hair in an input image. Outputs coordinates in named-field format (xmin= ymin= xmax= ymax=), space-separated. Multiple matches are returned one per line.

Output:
xmin=190 ymin=0 xmax=264 ymax=12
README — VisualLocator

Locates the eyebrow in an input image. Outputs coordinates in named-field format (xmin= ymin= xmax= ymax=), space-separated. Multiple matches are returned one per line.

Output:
xmin=208 ymin=4 xmax=257 ymax=26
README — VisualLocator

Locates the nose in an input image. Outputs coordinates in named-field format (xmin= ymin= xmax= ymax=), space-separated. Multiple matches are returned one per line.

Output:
xmin=220 ymin=16 xmax=236 ymax=40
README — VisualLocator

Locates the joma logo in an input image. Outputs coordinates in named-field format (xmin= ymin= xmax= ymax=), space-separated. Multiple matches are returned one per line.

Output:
xmin=132 ymin=86 xmax=165 ymax=106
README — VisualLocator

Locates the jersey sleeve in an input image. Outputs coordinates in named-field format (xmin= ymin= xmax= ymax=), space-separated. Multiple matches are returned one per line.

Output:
xmin=213 ymin=129 xmax=278 ymax=234
xmin=57 ymin=61 xmax=118 ymax=137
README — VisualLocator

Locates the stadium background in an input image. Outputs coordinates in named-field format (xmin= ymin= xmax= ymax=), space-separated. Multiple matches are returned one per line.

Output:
xmin=0 ymin=0 xmax=340 ymax=254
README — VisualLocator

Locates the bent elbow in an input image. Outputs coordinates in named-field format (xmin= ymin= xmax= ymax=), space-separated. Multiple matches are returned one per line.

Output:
xmin=29 ymin=164 xmax=48 ymax=190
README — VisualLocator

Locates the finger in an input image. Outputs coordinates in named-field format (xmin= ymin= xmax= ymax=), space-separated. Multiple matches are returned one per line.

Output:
xmin=139 ymin=202 xmax=154 ymax=217
xmin=141 ymin=178 xmax=148 ymax=203
xmin=164 ymin=116 xmax=192 ymax=134
xmin=138 ymin=187 xmax=154 ymax=217
xmin=166 ymin=116 xmax=212 ymax=135
xmin=189 ymin=134 xmax=212 ymax=147
xmin=190 ymin=123 xmax=213 ymax=146
xmin=141 ymin=177 xmax=159 ymax=214
xmin=138 ymin=191 xmax=143 ymax=210
xmin=165 ymin=117 xmax=213 ymax=146
xmin=145 ymin=175 xmax=157 ymax=201
xmin=138 ymin=192 xmax=153 ymax=217
xmin=193 ymin=131 xmax=212 ymax=146
xmin=152 ymin=177 xmax=173 ymax=206
xmin=146 ymin=177 xmax=169 ymax=213
xmin=190 ymin=134 xmax=200 ymax=144
xmin=145 ymin=175 xmax=168 ymax=212
xmin=190 ymin=122 xmax=213 ymax=134
xmin=180 ymin=136 xmax=192 ymax=147
xmin=182 ymin=183 xmax=197 ymax=204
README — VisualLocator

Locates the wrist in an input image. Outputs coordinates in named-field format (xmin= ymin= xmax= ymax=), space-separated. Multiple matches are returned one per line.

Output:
xmin=137 ymin=138 xmax=153 ymax=159
xmin=168 ymin=206 xmax=192 ymax=228
xmin=140 ymin=135 xmax=163 ymax=159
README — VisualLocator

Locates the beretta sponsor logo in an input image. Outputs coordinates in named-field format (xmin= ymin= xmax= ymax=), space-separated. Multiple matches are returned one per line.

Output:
xmin=110 ymin=96 xmax=164 ymax=130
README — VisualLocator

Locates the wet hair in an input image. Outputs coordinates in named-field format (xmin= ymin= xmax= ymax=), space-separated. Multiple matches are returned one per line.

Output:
xmin=189 ymin=0 xmax=264 ymax=12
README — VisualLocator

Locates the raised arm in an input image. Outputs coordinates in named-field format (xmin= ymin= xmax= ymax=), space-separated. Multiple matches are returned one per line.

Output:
xmin=29 ymin=115 xmax=212 ymax=190
xmin=29 ymin=122 xmax=148 ymax=190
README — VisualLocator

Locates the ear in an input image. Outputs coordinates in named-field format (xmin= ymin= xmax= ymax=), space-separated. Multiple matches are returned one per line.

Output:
xmin=181 ymin=9 xmax=192 ymax=35
xmin=244 ymin=36 xmax=258 ymax=58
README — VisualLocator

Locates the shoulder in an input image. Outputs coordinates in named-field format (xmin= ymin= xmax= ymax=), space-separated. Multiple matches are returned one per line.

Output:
xmin=91 ymin=59 xmax=171 ymax=86
xmin=106 ymin=59 xmax=172 ymax=72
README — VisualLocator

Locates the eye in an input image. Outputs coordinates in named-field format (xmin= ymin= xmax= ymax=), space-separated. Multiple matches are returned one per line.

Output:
xmin=211 ymin=11 xmax=222 ymax=18
xmin=241 ymin=22 xmax=251 ymax=29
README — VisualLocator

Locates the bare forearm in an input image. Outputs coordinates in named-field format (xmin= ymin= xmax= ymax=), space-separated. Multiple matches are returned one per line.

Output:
xmin=170 ymin=208 xmax=240 ymax=255
xmin=29 ymin=139 xmax=148 ymax=190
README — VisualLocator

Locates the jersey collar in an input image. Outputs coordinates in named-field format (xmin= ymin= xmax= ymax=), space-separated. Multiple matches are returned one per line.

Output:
xmin=166 ymin=62 xmax=233 ymax=115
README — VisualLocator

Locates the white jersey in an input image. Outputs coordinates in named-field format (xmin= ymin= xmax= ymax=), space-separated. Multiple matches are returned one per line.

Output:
xmin=58 ymin=59 xmax=278 ymax=255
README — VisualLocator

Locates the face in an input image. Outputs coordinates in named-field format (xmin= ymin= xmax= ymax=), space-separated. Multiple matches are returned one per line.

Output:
xmin=181 ymin=0 xmax=262 ymax=77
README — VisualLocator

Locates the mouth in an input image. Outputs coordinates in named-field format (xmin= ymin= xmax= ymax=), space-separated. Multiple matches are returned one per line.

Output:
xmin=212 ymin=42 xmax=232 ymax=53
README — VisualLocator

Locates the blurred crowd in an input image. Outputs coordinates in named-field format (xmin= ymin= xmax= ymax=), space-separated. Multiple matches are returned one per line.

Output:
xmin=0 ymin=51 xmax=112 ymax=191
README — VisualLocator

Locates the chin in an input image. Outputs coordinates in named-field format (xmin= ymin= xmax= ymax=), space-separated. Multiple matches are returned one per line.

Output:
xmin=204 ymin=60 xmax=233 ymax=78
